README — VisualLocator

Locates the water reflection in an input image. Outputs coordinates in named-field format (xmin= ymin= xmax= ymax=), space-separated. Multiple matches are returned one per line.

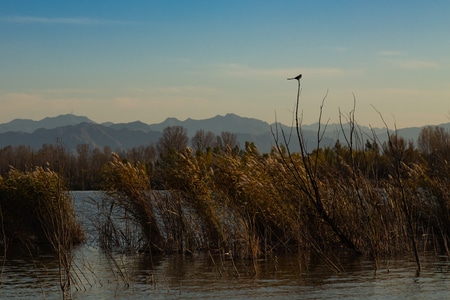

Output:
xmin=2 ymin=245 xmax=450 ymax=299
xmin=0 ymin=191 xmax=450 ymax=299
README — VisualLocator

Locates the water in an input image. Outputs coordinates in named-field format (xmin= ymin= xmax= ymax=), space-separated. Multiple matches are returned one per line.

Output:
xmin=1 ymin=191 xmax=450 ymax=299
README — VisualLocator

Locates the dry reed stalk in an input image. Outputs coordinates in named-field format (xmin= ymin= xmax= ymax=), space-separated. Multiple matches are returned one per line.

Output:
xmin=101 ymin=153 xmax=163 ymax=253
xmin=160 ymin=149 xmax=226 ymax=250
xmin=97 ymin=110 xmax=450 ymax=274
xmin=0 ymin=166 xmax=84 ymax=298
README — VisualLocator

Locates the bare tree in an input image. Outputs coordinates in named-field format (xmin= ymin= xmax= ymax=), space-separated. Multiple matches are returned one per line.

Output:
xmin=191 ymin=130 xmax=216 ymax=152
xmin=215 ymin=131 xmax=239 ymax=152
xmin=417 ymin=126 xmax=450 ymax=168
xmin=75 ymin=144 xmax=90 ymax=190
xmin=156 ymin=126 xmax=189 ymax=158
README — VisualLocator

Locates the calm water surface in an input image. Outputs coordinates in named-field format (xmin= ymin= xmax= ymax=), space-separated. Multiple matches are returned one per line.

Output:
xmin=1 ymin=191 xmax=450 ymax=299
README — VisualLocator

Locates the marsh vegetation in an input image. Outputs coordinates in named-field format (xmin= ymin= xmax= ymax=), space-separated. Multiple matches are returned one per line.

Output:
xmin=1 ymin=85 xmax=450 ymax=297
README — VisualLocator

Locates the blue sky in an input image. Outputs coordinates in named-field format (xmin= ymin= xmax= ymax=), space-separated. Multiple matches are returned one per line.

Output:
xmin=1 ymin=1 xmax=449 ymax=128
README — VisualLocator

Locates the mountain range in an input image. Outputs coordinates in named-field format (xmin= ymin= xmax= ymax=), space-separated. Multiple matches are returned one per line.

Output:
xmin=0 ymin=113 xmax=448 ymax=153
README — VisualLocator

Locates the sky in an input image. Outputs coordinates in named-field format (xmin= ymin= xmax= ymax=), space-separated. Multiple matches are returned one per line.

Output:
xmin=1 ymin=1 xmax=449 ymax=128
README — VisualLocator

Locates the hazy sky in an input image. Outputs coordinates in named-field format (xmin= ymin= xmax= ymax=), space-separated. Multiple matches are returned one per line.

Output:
xmin=1 ymin=1 xmax=449 ymax=128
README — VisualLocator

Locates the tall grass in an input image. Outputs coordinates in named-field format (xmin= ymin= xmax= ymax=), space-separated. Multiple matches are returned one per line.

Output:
xmin=96 ymin=89 xmax=450 ymax=274
xmin=0 ymin=167 xmax=83 ymax=250
xmin=0 ymin=166 xmax=84 ymax=297
xmin=100 ymin=137 xmax=450 ymax=269
xmin=100 ymin=153 xmax=207 ymax=256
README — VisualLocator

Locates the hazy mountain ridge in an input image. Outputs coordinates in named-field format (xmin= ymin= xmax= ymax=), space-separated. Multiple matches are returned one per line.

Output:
xmin=111 ymin=113 xmax=272 ymax=136
xmin=0 ymin=122 xmax=162 ymax=152
xmin=0 ymin=114 xmax=95 ymax=134
xmin=0 ymin=113 xmax=449 ymax=153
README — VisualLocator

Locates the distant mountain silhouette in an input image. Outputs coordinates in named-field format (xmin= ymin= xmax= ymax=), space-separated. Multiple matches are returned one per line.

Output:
xmin=146 ymin=113 xmax=271 ymax=136
xmin=0 ymin=114 xmax=95 ymax=133
xmin=0 ymin=113 xmax=449 ymax=153
xmin=106 ymin=121 xmax=152 ymax=133
xmin=0 ymin=122 xmax=161 ymax=152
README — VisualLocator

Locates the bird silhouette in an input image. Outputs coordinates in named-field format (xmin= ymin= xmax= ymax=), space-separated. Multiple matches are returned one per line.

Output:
xmin=287 ymin=74 xmax=302 ymax=81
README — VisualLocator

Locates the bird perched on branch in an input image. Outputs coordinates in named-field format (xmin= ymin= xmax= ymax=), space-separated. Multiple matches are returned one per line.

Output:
xmin=287 ymin=74 xmax=302 ymax=81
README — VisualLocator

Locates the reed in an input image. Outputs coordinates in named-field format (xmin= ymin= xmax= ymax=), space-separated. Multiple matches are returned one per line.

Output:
xmin=156 ymin=144 xmax=311 ymax=261
xmin=0 ymin=167 xmax=83 ymax=251
xmin=0 ymin=166 xmax=84 ymax=297
xmin=100 ymin=152 xmax=217 ymax=257
xmin=100 ymin=153 xmax=163 ymax=253
xmin=99 ymin=130 xmax=450 ymax=272
xmin=96 ymin=88 xmax=450 ymax=273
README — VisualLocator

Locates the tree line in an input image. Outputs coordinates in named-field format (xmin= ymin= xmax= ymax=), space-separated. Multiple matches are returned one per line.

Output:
xmin=1 ymin=124 xmax=449 ymax=191
xmin=0 ymin=127 xmax=239 ymax=190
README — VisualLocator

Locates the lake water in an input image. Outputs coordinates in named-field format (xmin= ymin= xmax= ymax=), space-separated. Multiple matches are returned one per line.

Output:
xmin=1 ymin=191 xmax=450 ymax=299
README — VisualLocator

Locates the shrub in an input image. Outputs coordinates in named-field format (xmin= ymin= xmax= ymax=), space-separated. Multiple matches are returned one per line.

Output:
xmin=0 ymin=167 xmax=84 ymax=253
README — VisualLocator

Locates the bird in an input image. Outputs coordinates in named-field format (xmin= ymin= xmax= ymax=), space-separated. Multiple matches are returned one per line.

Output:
xmin=287 ymin=74 xmax=302 ymax=81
